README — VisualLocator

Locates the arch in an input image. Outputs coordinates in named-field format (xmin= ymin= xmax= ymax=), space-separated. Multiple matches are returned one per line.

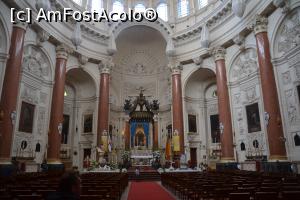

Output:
xmin=183 ymin=66 xmax=216 ymax=94
xmin=271 ymin=4 xmax=300 ymax=59
xmin=66 ymin=65 xmax=99 ymax=95
xmin=22 ymin=44 xmax=54 ymax=83
xmin=110 ymin=18 xmax=173 ymax=42
xmin=240 ymin=142 xmax=246 ymax=151
xmin=294 ymin=133 xmax=300 ymax=146
xmin=0 ymin=9 xmax=10 ymax=55
xmin=65 ymin=67 xmax=97 ymax=99
xmin=228 ymin=47 xmax=258 ymax=84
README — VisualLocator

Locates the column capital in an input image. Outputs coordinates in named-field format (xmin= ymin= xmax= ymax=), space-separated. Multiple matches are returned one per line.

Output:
xmin=99 ymin=58 xmax=114 ymax=74
xmin=253 ymin=15 xmax=268 ymax=35
xmin=168 ymin=59 xmax=182 ymax=75
xmin=56 ymin=44 xmax=71 ymax=60
xmin=13 ymin=20 xmax=28 ymax=31
xmin=153 ymin=114 xmax=159 ymax=122
xmin=211 ymin=46 xmax=226 ymax=62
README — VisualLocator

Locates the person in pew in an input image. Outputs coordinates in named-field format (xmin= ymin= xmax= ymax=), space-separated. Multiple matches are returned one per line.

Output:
xmin=46 ymin=172 xmax=81 ymax=200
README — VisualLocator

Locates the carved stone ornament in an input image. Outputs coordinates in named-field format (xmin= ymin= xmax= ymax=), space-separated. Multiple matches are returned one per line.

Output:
xmin=253 ymin=15 xmax=268 ymax=35
xmin=12 ymin=16 xmax=28 ymax=31
xmin=200 ymin=24 xmax=210 ymax=48
xmin=277 ymin=8 xmax=300 ymax=54
xmin=78 ymin=54 xmax=89 ymax=66
xmin=22 ymin=45 xmax=50 ymax=80
xmin=230 ymin=49 xmax=258 ymax=82
xmin=193 ymin=56 xmax=203 ymax=65
xmin=21 ymin=87 xmax=39 ymax=104
xmin=36 ymin=29 xmax=50 ymax=46
xmin=211 ymin=47 xmax=226 ymax=61
xmin=232 ymin=0 xmax=246 ymax=18
xmin=168 ymin=59 xmax=182 ymax=74
xmin=56 ymin=44 xmax=71 ymax=60
xmin=233 ymin=34 xmax=245 ymax=51
xmin=285 ymin=89 xmax=298 ymax=125
xmin=99 ymin=58 xmax=114 ymax=74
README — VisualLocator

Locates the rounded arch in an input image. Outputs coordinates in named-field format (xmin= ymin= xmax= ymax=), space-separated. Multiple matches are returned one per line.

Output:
xmin=65 ymin=67 xmax=97 ymax=99
xmin=22 ymin=43 xmax=54 ymax=83
xmin=184 ymin=67 xmax=216 ymax=99
xmin=0 ymin=10 xmax=10 ymax=55
xmin=110 ymin=18 xmax=173 ymax=42
xmin=227 ymin=47 xmax=258 ymax=84
xmin=271 ymin=3 xmax=300 ymax=59
xmin=183 ymin=66 xmax=216 ymax=93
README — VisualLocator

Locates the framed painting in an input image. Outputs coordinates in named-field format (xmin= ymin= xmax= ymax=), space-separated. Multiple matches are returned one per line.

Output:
xmin=18 ymin=101 xmax=35 ymax=133
xmin=210 ymin=114 xmax=220 ymax=143
xmin=246 ymin=103 xmax=261 ymax=133
xmin=188 ymin=114 xmax=197 ymax=133
xmin=83 ymin=114 xmax=93 ymax=133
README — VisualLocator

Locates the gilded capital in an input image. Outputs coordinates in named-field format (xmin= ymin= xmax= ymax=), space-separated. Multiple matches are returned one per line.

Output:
xmin=253 ymin=15 xmax=268 ymax=35
xmin=211 ymin=47 xmax=226 ymax=61
xmin=99 ymin=58 xmax=114 ymax=74
xmin=56 ymin=44 xmax=71 ymax=60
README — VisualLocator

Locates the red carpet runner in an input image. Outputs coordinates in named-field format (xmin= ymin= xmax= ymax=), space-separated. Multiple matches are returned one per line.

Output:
xmin=127 ymin=182 xmax=175 ymax=200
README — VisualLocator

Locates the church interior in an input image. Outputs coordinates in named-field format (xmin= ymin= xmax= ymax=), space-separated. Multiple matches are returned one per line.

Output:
xmin=0 ymin=0 xmax=300 ymax=199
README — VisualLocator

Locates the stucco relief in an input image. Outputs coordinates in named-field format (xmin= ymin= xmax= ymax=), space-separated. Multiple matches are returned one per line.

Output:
xmin=21 ymin=87 xmax=38 ymax=104
xmin=285 ymin=89 xmax=298 ymax=125
xmin=22 ymin=45 xmax=51 ymax=81
xmin=296 ymin=64 xmax=300 ymax=80
xmin=277 ymin=8 xmax=300 ymax=54
xmin=230 ymin=49 xmax=258 ymax=83
xmin=236 ymin=107 xmax=245 ymax=135
xmin=233 ymin=93 xmax=241 ymax=105
xmin=208 ymin=105 xmax=218 ymax=114
xmin=63 ymin=104 xmax=72 ymax=114
xmin=37 ymin=107 xmax=46 ymax=135
xmin=244 ymin=87 xmax=257 ymax=103
xmin=39 ymin=92 xmax=48 ymax=104
xmin=116 ymin=50 xmax=167 ymax=76
xmin=282 ymin=71 xmax=292 ymax=85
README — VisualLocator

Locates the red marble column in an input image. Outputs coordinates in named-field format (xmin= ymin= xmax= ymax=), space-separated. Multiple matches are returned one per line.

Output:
xmin=212 ymin=47 xmax=235 ymax=161
xmin=171 ymin=65 xmax=184 ymax=154
xmin=47 ymin=45 xmax=69 ymax=165
xmin=0 ymin=22 xmax=27 ymax=165
xmin=124 ymin=118 xmax=130 ymax=150
xmin=254 ymin=15 xmax=287 ymax=161
xmin=153 ymin=115 xmax=159 ymax=150
xmin=97 ymin=60 xmax=112 ymax=148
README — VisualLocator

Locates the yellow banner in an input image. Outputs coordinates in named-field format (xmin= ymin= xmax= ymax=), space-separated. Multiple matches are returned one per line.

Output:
xmin=101 ymin=136 xmax=108 ymax=152
xmin=173 ymin=135 xmax=180 ymax=152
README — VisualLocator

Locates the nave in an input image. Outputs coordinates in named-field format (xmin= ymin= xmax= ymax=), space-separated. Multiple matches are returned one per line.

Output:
xmin=1 ymin=170 xmax=300 ymax=200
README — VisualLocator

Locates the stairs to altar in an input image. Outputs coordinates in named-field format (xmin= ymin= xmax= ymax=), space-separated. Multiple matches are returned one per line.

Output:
xmin=128 ymin=167 xmax=161 ymax=181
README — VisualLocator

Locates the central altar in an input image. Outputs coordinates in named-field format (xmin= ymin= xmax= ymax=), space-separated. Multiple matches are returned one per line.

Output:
xmin=123 ymin=88 xmax=159 ymax=157
xmin=130 ymin=149 xmax=153 ymax=166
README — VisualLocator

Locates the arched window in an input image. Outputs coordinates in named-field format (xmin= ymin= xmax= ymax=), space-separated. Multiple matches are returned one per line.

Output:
xmin=178 ymin=0 xmax=189 ymax=18
xmin=240 ymin=142 xmax=246 ymax=151
xmin=73 ymin=0 xmax=82 ymax=6
xmin=157 ymin=3 xmax=168 ymax=21
xmin=294 ymin=133 xmax=300 ymax=146
xmin=91 ymin=0 xmax=103 ymax=12
xmin=134 ymin=3 xmax=146 ymax=13
xmin=198 ymin=0 xmax=208 ymax=9
xmin=112 ymin=0 xmax=124 ymax=19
